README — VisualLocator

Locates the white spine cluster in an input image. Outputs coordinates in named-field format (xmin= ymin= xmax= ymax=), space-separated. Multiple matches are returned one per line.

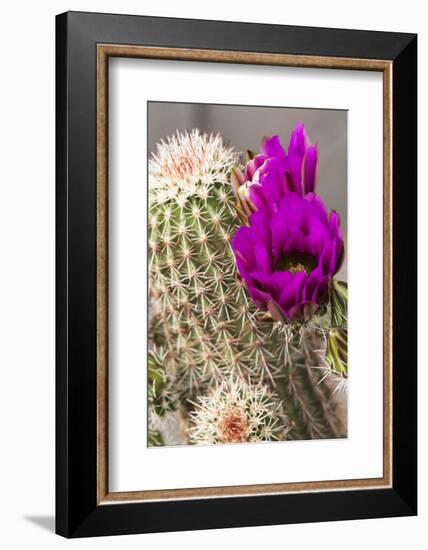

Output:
xmin=188 ymin=377 xmax=287 ymax=445
xmin=149 ymin=129 xmax=239 ymax=205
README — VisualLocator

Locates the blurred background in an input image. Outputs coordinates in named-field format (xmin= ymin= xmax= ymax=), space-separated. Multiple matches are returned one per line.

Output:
xmin=148 ymin=102 xmax=347 ymax=281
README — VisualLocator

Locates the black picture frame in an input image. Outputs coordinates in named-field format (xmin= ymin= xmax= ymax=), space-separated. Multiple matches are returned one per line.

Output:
xmin=56 ymin=11 xmax=417 ymax=538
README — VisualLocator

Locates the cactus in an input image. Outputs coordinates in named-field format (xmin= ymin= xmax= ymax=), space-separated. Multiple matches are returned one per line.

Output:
xmin=272 ymin=323 xmax=347 ymax=440
xmin=188 ymin=376 xmax=288 ymax=445
xmin=148 ymin=350 xmax=177 ymax=419
xmin=148 ymin=129 xmax=347 ymax=445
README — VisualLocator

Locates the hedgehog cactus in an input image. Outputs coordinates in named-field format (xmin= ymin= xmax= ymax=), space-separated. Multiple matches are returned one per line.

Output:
xmin=149 ymin=130 xmax=283 ymax=390
xmin=148 ymin=128 xmax=347 ymax=445
xmin=189 ymin=376 xmax=288 ymax=445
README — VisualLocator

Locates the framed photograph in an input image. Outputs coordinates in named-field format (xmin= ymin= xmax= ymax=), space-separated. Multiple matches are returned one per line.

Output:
xmin=56 ymin=11 xmax=417 ymax=538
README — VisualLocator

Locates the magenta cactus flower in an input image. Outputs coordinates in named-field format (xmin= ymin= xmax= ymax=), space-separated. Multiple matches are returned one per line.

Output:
xmin=232 ymin=192 xmax=344 ymax=322
xmin=231 ymin=123 xmax=318 ymax=220
xmin=231 ymin=123 xmax=344 ymax=323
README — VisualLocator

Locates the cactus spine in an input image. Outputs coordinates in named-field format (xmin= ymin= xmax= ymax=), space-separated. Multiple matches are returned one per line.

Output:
xmin=148 ymin=130 xmax=346 ymax=445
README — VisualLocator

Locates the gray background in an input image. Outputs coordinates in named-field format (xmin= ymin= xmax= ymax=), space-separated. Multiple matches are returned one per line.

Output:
xmin=148 ymin=102 xmax=347 ymax=281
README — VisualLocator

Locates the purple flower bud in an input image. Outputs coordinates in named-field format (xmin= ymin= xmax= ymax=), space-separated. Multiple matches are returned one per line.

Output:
xmin=231 ymin=123 xmax=319 ymax=222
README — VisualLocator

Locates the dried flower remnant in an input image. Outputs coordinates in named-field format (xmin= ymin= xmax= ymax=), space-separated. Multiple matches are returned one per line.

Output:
xmin=188 ymin=377 xmax=287 ymax=445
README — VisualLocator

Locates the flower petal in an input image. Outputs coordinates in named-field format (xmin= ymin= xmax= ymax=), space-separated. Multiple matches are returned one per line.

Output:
xmin=261 ymin=135 xmax=286 ymax=158
xmin=249 ymin=211 xmax=271 ymax=249
xmin=328 ymin=210 xmax=342 ymax=240
xmin=305 ymin=192 xmax=328 ymax=226
xmin=303 ymin=267 xmax=323 ymax=302
xmin=248 ymin=271 xmax=292 ymax=303
xmin=288 ymin=123 xmax=310 ymax=159
xmin=278 ymin=272 xmax=306 ymax=315
xmin=254 ymin=239 xmax=272 ymax=273
xmin=246 ymin=283 xmax=272 ymax=309
xmin=303 ymin=145 xmax=318 ymax=194
xmin=232 ymin=227 xmax=257 ymax=274
xmin=232 ymin=123 xmax=345 ymax=324
xmin=286 ymin=153 xmax=303 ymax=196
xmin=335 ymin=240 xmax=345 ymax=274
